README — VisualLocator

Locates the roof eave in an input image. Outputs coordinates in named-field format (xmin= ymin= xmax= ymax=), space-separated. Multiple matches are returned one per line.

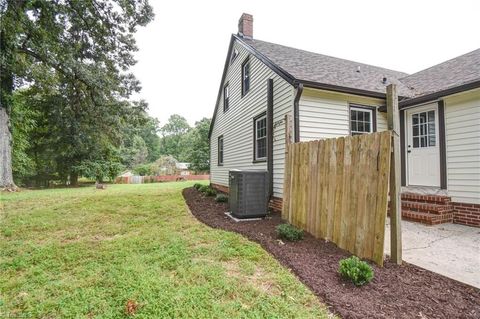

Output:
xmin=299 ymin=80 xmax=389 ymax=99
xmin=208 ymin=35 xmax=236 ymax=139
xmin=398 ymin=79 xmax=480 ymax=108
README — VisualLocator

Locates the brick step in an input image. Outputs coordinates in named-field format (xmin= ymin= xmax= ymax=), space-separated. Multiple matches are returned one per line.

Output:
xmin=401 ymin=192 xmax=451 ymax=205
xmin=402 ymin=210 xmax=454 ymax=225
xmin=401 ymin=200 xmax=453 ymax=215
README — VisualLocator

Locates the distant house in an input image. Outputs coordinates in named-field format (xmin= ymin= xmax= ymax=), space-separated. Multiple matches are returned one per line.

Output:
xmin=176 ymin=162 xmax=191 ymax=175
xmin=208 ymin=13 xmax=480 ymax=227
xmin=118 ymin=170 xmax=134 ymax=178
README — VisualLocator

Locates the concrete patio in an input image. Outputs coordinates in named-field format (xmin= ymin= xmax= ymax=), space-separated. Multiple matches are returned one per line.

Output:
xmin=385 ymin=218 xmax=480 ymax=288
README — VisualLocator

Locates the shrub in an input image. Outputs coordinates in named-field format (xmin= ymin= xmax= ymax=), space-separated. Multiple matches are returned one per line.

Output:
xmin=338 ymin=256 xmax=374 ymax=286
xmin=198 ymin=185 xmax=209 ymax=193
xmin=132 ymin=163 xmax=155 ymax=176
xmin=193 ymin=183 xmax=203 ymax=190
xmin=204 ymin=187 xmax=217 ymax=197
xmin=215 ymin=194 xmax=228 ymax=203
xmin=198 ymin=185 xmax=217 ymax=196
xmin=276 ymin=224 xmax=304 ymax=241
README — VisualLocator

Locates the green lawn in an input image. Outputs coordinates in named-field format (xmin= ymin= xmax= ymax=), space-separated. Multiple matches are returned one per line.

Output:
xmin=0 ymin=182 xmax=331 ymax=318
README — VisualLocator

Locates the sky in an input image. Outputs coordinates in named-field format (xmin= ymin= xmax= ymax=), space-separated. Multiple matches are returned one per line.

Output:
xmin=132 ymin=0 xmax=480 ymax=126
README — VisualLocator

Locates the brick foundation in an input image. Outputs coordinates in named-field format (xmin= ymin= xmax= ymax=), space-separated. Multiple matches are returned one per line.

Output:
xmin=269 ymin=196 xmax=283 ymax=213
xmin=452 ymin=202 xmax=480 ymax=227
xmin=210 ymin=183 xmax=229 ymax=194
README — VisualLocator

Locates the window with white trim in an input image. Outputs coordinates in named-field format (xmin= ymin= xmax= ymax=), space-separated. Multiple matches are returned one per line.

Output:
xmin=254 ymin=114 xmax=267 ymax=161
xmin=242 ymin=58 xmax=250 ymax=96
xmin=223 ymin=84 xmax=229 ymax=112
xmin=218 ymin=136 xmax=224 ymax=165
xmin=350 ymin=107 xmax=373 ymax=135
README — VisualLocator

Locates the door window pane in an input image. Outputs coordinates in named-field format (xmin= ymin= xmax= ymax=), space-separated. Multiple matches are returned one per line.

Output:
xmin=421 ymin=136 xmax=427 ymax=147
xmin=413 ymin=137 xmax=419 ymax=148
xmin=413 ymin=126 xmax=418 ymax=136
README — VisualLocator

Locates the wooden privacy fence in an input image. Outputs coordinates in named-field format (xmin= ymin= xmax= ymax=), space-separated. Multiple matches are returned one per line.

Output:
xmin=282 ymin=131 xmax=392 ymax=266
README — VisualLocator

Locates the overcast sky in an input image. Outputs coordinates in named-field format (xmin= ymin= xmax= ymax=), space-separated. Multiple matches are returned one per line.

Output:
xmin=132 ymin=0 xmax=480 ymax=126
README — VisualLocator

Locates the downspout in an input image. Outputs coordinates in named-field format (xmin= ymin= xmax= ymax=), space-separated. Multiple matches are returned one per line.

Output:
xmin=267 ymin=79 xmax=274 ymax=199
xmin=293 ymin=83 xmax=304 ymax=143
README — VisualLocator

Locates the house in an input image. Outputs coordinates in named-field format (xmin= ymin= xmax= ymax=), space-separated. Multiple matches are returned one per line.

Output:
xmin=118 ymin=170 xmax=134 ymax=178
xmin=176 ymin=162 xmax=191 ymax=176
xmin=208 ymin=13 xmax=480 ymax=227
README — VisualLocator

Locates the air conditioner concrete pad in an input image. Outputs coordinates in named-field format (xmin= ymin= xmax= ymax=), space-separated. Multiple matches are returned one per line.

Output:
xmin=224 ymin=212 xmax=263 ymax=222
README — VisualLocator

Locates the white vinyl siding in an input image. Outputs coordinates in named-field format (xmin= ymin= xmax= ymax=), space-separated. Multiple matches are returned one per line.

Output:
xmin=377 ymin=112 xmax=388 ymax=132
xmin=444 ymin=90 xmax=480 ymax=204
xmin=298 ymin=88 xmax=386 ymax=141
xmin=210 ymin=40 xmax=294 ymax=198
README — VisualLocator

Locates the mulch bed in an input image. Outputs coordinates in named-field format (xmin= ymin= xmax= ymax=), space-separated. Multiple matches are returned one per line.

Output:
xmin=183 ymin=187 xmax=480 ymax=319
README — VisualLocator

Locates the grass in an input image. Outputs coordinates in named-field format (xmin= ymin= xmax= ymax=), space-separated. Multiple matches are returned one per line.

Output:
xmin=0 ymin=182 xmax=331 ymax=318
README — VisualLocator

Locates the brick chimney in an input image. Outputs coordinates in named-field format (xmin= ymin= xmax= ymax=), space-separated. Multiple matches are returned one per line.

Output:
xmin=238 ymin=13 xmax=253 ymax=39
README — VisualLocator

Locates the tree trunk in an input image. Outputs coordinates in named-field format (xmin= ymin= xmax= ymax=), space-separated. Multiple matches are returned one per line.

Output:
xmin=70 ymin=172 xmax=79 ymax=186
xmin=0 ymin=106 xmax=16 ymax=190
xmin=0 ymin=21 xmax=17 ymax=191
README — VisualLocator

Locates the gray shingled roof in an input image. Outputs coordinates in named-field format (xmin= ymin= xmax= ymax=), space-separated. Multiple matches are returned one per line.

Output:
xmin=241 ymin=38 xmax=415 ymax=97
xmin=240 ymin=38 xmax=480 ymax=100
xmin=400 ymin=49 xmax=480 ymax=97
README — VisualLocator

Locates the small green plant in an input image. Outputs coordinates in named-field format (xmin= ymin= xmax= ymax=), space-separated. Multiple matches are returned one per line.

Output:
xmin=215 ymin=194 xmax=228 ymax=203
xmin=198 ymin=185 xmax=209 ymax=193
xmin=204 ymin=187 xmax=217 ymax=197
xmin=276 ymin=224 xmax=304 ymax=241
xmin=338 ymin=256 xmax=374 ymax=286
xmin=193 ymin=183 xmax=203 ymax=190
xmin=198 ymin=185 xmax=217 ymax=196
xmin=2 ymin=229 xmax=13 ymax=237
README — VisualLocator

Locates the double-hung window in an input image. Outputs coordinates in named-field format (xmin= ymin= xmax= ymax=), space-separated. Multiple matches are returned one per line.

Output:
xmin=242 ymin=58 xmax=250 ymax=96
xmin=223 ymin=83 xmax=229 ymax=112
xmin=254 ymin=114 xmax=267 ymax=161
xmin=218 ymin=136 xmax=224 ymax=165
xmin=350 ymin=106 xmax=375 ymax=135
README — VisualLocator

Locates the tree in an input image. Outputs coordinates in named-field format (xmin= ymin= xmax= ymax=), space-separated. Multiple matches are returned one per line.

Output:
xmin=73 ymin=159 xmax=123 ymax=183
xmin=159 ymin=114 xmax=191 ymax=160
xmin=119 ymin=104 xmax=160 ymax=168
xmin=187 ymin=118 xmax=211 ymax=172
xmin=139 ymin=117 xmax=161 ymax=162
xmin=0 ymin=0 xmax=153 ymax=189
xmin=151 ymin=155 xmax=178 ymax=175
xmin=10 ymin=90 xmax=37 ymax=185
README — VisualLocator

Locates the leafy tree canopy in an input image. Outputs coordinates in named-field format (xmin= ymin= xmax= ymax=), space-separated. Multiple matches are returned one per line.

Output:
xmin=1 ymin=0 xmax=154 ymax=187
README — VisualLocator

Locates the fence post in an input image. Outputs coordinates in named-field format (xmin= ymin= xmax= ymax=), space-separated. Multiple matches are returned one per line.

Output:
xmin=387 ymin=84 xmax=402 ymax=265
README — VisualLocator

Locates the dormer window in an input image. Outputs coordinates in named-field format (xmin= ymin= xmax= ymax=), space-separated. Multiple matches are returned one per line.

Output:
xmin=242 ymin=57 xmax=250 ymax=96
xmin=223 ymin=83 xmax=229 ymax=112
xmin=230 ymin=48 xmax=239 ymax=64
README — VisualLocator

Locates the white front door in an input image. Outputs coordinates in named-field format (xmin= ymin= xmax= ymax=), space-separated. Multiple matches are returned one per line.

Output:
xmin=406 ymin=104 xmax=440 ymax=187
